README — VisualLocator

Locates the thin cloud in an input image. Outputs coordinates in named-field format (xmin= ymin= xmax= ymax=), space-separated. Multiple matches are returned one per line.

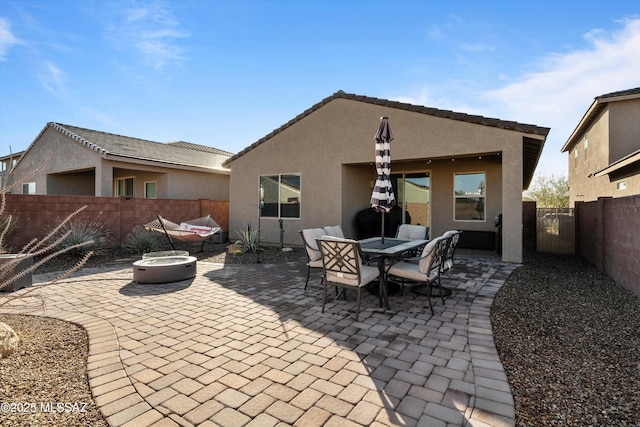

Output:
xmin=0 ymin=18 xmax=22 ymax=60
xmin=398 ymin=17 xmax=640 ymax=176
xmin=106 ymin=1 xmax=189 ymax=69
xmin=484 ymin=18 xmax=640 ymax=139
xmin=40 ymin=61 xmax=66 ymax=95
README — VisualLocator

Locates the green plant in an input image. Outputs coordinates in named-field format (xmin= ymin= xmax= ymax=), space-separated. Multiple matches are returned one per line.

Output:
xmin=234 ymin=222 xmax=263 ymax=253
xmin=124 ymin=226 xmax=164 ymax=254
xmin=54 ymin=218 xmax=111 ymax=257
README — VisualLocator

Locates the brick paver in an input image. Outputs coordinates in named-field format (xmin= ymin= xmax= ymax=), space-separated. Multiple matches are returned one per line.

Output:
xmin=1 ymin=249 xmax=518 ymax=426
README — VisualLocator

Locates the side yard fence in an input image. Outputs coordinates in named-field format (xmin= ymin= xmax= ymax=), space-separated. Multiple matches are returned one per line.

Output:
xmin=524 ymin=196 xmax=639 ymax=297
xmin=575 ymin=195 xmax=640 ymax=297
xmin=3 ymin=194 xmax=229 ymax=251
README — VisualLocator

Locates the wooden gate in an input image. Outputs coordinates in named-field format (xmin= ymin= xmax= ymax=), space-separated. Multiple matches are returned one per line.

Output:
xmin=536 ymin=208 xmax=575 ymax=254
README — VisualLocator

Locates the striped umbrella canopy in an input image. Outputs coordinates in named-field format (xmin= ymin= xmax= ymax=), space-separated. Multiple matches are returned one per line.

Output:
xmin=370 ymin=117 xmax=396 ymax=241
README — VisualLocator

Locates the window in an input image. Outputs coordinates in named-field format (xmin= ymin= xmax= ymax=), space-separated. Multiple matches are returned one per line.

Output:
xmin=22 ymin=182 xmax=36 ymax=195
xmin=260 ymin=173 xmax=301 ymax=219
xmin=115 ymin=177 xmax=134 ymax=197
xmin=617 ymin=181 xmax=627 ymax=190
xmin=583 ymin=135 xmax=588 ymax=161
xmin=145 ymin=181 xmax=157 ymax=199
xmin=574 ymin=148 xmax=578 ymax=168
xmin=454 ymin=172 xmax=485 ymax=221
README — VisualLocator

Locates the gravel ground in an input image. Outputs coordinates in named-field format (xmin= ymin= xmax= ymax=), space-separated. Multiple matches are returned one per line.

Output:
xmin=0 ymin=315 xmax=107 ymax=427
xmin=491 ymin=251 xmax=640 ymax=426
xmin=1 ymin=248 xmax=639 ymax=426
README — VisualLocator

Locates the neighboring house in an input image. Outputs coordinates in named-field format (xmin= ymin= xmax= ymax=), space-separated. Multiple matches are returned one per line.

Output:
xmin=0 ymin=150 xmax=25 ymax=189
xmin=561 ymin=87 xmax=640 ymax=206
xmin=224 ymin=90 xmax=549 ymax=264
xmin=11 ymin=122 xmax=232 ymax=200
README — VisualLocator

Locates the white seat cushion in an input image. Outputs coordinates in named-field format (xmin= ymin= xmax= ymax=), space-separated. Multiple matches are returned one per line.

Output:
xmin=302 ymin=228 xmax=326 ymax=261
xmin=397 ymin=224 xmax=427 ymax=240
xmin=327 ymin=264 xmax=379 ymax=287
xmin=308 ymin=259 xmax=324 ymax=268
xmin=418 ymin=237 xmax=443 ymax=274
xmin=388 ymin=260 xmax=438 ymax=282
xmin=323 ymin=225 xmax=345 ymax=238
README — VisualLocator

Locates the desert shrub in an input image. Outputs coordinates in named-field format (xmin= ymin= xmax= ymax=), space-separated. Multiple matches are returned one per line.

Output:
xmin=55 ymin=218 xmax=111 ymax=257
xmin=124 ymin=226 xmax=164 ymax=254
xmin=234 ymin=222 xmax=263 ymax=254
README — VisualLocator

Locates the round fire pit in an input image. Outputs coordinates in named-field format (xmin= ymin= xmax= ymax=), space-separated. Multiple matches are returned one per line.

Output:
xmin=133 ymin=254 xmax=197 ymax=284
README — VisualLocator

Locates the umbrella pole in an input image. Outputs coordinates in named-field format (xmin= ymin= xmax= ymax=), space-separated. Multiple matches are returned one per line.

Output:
xmin=381 ymin=211 xmax=385 ymax=243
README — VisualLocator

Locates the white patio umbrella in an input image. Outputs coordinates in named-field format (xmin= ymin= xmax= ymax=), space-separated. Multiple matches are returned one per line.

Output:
xmin=370 ymin=117 xmax=396 ymax=243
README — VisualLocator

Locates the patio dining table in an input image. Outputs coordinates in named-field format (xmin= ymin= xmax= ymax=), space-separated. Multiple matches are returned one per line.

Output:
xmin=359 ymin=237 xmax=429 ymax=310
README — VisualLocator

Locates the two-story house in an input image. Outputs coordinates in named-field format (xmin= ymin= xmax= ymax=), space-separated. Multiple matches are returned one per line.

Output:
xmin=561 ymin=87 xmax=640 ymax=206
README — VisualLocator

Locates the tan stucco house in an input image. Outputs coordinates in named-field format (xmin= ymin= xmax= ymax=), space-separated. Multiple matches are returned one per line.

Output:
xmin=224 ymin=91 xmax=549 ymax=263
xmin=11 ymin=122 xmax=232 ymax=200
xmin=561 ymin=87 xmax=640 ymax=206
xmin=1 ymin=150 xmax=24 ymax=189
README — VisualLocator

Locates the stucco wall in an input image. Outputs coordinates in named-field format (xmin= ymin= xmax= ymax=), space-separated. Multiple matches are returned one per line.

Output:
xmin=228 ymin=97 xmax=538 ymax=263
xmin=609 ymin=99 xmax=640 ymax=162
xmin=12 ymin=127 xmax=100 ymax=194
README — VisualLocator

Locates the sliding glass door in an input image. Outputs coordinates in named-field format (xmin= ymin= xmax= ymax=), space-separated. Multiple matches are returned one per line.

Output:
xmin=392 ymin=172 xmax=430 ymax=227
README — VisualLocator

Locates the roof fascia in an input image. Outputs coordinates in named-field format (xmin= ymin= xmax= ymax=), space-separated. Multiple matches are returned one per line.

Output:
xmin=561 ymin=98 xmax=601 ymax=153
xmin=103 ymin=153 xmax=230 ymax=175
xmin=593 ymin=149 xmax=640 ymax=177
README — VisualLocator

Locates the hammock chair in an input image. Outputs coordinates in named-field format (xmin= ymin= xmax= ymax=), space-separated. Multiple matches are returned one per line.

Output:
xmin=144 ymin=214 xmax=222 ymax=251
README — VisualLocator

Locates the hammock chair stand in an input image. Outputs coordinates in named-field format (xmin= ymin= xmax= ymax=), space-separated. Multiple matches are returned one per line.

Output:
xmin=145 ymin=214 xmax=222 ymax=252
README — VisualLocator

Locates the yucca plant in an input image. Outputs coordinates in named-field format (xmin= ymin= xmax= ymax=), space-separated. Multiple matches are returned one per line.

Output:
xmin=54 ymin=218 xmax=111 ymax=257
xmin=124 ymin=226 xmax=164 ymax=254
xmin=234 ymin=222 xmax=263 ymax=254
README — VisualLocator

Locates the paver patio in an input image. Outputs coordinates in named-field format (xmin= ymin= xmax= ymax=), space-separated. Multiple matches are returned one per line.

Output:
xmin=2 ymin=249 xmax=518 ymax=427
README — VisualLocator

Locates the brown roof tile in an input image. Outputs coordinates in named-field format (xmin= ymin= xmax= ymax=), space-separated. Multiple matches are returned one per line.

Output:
xmin=48 ymin=123 xmax=232 ymax=171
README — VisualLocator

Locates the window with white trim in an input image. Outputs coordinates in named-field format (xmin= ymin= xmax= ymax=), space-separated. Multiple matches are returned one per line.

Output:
xmin=145 ymin=181 xmax=157 ymax=199
xmin=583 ymin=135 xmax=588 ymax=161
xmin=22 ymin=182 xmax=36 ymax=195
xmin=260 ymin=173 xmax=301 ymax=219
xmin=115 ymin=177 xmax=134 ymax=197
xmin=454 ymin=172 xmax=485 ymax=221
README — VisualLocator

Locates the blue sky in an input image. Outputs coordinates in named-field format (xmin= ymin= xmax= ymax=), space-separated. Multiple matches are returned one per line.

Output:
xmin=1 ymin=0 xmax=639 ymax=180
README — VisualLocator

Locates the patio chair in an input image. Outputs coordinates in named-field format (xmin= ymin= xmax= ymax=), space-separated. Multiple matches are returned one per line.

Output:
xmin=396 ymin=224 xmax=430 ymax=240
xmin=386 ymin=236 xmax=448 ymax=314
xmin=299 ymin=228 xmax=326 ymax=290
xmin=441 ymin=230 xmax=462 ymax=274
xmin=316 ymin=236 xmax=379 ymax=321
xmin=323 ymin=225 xmax=345 ymax=238
xmin=395 ymin=224 xmax=430 ymax=256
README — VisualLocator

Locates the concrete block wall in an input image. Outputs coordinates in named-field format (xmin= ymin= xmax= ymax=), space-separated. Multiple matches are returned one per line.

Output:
xmin=604 ymin=196 xmax=640 ymax=296
xmin=3 ymin=194 xmax=229 ymax=250
xmin=576 ymin=195 xmax=640 ymax=297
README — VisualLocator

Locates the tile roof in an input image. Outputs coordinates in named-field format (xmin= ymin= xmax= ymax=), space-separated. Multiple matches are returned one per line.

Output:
xmin=223 ymin=90 xmax=550 ymax=166
xmin=46 ymin=123 xmax=232 ymax=171
xmin=596 ymin=87 xmax=640 ymax=100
